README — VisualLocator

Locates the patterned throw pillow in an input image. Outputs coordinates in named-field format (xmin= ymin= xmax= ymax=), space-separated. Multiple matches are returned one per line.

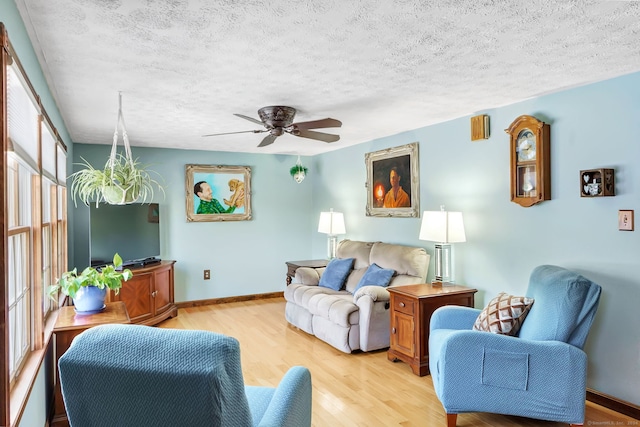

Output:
xmin=473 ymin=292 xmax=535 ymax=336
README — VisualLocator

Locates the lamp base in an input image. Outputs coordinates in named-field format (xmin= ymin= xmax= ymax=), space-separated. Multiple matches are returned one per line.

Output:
xmin=431 ymin=280 xmax=455 ymax=287
xmin=327 ymin=235 xmax=338 ymax=259
xmin=433 ymin=243 xmax=454 ymax=284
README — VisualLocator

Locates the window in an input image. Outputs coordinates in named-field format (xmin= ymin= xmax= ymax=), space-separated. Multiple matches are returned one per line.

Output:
xmin=2 ymin=25 xmax=68 ymax=426
xmin=6 ymin=155 xmax=35 ymax=384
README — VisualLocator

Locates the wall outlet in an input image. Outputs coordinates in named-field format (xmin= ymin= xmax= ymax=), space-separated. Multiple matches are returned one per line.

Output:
xmin=204 ymin=269 xmax=211 ymax=280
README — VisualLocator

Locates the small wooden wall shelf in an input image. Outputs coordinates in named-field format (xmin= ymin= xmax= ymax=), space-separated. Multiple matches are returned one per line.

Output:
xmin=580 ymin=168 xmax=615 ymax=197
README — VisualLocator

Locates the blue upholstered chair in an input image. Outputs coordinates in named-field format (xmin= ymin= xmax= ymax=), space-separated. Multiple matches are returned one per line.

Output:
xmin=428 ymin=265 xmax=602 ymax=427
xmin=58 ymin=324 xmax=312 ymax=427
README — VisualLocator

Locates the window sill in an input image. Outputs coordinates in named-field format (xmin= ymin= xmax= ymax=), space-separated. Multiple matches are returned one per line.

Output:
xmin=9 ymin=311 xmax=58 ymax=427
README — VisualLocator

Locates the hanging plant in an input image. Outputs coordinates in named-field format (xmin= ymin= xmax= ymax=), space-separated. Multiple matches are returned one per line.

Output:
xmin=70 ymin=153 xmax=163 ymax=206
xmin=290 ymin=155 xmax=308 ymax=183
xmin=69 ymin=92 xmax=164 ymax=206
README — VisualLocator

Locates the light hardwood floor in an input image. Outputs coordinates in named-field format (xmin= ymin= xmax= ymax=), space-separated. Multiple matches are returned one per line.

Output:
xmin=159 ymin=298 xmax=636 ymax=427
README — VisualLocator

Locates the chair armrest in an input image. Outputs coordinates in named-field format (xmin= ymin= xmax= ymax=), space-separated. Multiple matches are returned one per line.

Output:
xmin=353 ymin=286 xmax=391 ymax=304
xmin=294 ymin=267 xmax=323 ymax=286
xmin=254 ymin=366 xmax=312 ymax=427
xmin=430 ymin=305 xmax=481 ymax=332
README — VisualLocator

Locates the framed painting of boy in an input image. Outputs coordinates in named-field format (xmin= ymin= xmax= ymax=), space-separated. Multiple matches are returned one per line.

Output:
xmin=185 ymin=164 xmax=252 ymax=222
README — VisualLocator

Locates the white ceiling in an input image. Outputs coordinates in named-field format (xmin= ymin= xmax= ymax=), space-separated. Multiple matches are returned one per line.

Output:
xmin=15 ymin=0 xmax=640 ymax=156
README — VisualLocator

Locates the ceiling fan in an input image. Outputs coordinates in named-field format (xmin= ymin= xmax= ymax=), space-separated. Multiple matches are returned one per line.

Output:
xmin=202 ymin=106 xmax=342 ymax=147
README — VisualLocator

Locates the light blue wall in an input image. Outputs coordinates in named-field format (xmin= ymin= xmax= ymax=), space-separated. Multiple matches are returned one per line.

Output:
xmin=72 ymin=144 xmax=317 ymax=301
xmin=312 ymin=71 xmax=640 ymax=406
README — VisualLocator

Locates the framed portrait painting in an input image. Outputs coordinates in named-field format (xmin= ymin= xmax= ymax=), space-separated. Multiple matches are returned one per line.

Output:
xmin=185 ymin=164 xmax=252 ymax=222
xmin=365 ymin=142 xmax=419 ymax=218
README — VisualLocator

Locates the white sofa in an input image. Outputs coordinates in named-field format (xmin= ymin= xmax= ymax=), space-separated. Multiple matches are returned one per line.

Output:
xmin=284 ymin=240 xmax=429 ymax=353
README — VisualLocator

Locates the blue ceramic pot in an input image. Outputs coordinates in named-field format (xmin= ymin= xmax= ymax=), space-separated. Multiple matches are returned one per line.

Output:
xmin=73 ymin=286 xmax=107 ymax=314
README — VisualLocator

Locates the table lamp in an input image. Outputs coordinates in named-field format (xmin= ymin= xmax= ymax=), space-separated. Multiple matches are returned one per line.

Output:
xmin=318 ymin=209 xmax=346 ymax=259
xmin=419 ymin=206 xmax=466 ymax=285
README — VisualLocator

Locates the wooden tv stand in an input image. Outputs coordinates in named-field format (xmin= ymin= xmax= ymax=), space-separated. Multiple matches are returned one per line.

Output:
xmin=108 ymin=260 xmax=177 ymax=325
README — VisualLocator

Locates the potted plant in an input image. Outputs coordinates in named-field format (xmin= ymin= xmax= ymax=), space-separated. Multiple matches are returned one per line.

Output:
xmin=70 ymin=153 xmax=163 ymax=207
xmin=289 ymin=156 xmax=308 ymax=184
xmin=49 ymin=253 xmax=133 ymax=313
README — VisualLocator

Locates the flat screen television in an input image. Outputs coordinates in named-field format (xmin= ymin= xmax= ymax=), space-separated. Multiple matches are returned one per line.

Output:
xmin=89 ymin=203 xmax=161 ymax=268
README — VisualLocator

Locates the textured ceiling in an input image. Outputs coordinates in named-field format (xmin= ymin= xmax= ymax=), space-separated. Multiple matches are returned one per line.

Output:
xmin=15 ymin=0 xmax=640 ymax=156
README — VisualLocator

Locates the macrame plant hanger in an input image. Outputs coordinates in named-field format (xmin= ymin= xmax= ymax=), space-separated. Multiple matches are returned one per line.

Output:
xmin=290 ymin=155 xmax=308 ymax=183
xmin=104 ymin=92 xmax=138 ymax=204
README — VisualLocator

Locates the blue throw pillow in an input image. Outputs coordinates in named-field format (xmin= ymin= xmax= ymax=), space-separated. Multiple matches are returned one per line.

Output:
xmin=354 ymin=263 xmax=395 ymax=293
xmin=318 ymin=258 xmax=354 ymax=291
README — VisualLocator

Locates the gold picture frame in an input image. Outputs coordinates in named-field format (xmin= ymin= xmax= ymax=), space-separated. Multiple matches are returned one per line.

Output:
xmin=365 ymin=142 xmax=419 ymax=217
xmin=185 ymin=164 xmax=252 ymax=222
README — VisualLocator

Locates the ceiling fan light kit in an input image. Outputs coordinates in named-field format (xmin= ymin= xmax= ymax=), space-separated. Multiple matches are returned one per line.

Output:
xmin=204 ymin=106 xmax=343 ymax=148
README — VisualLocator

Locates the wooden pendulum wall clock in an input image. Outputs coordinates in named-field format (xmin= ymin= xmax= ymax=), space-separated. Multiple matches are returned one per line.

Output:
xmin=505 ymin=115 xmax=551 ymax=207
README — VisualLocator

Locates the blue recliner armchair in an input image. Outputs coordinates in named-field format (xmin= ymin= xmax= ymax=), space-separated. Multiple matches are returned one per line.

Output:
xmin=58 ymin=324 xmax=312 ymax=427
xmin=428 ymin=265 xmax=602 ymax=427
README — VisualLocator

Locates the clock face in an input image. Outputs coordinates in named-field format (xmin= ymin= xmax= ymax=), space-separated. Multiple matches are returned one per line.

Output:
xmin=516 ymin=129 xmax=536 ymax=162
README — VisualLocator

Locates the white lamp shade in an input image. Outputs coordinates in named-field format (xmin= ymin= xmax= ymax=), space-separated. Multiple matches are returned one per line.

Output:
xmin=318 ymin=211 xmax=346 ymax=235
xmin=419 ymin=211 xmax=466 ymax=243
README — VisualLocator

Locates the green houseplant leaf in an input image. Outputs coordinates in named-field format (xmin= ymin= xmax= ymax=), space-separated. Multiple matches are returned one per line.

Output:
xmin=48 ymin=253 xmax=133 ymax=300
xmin=69 ymin=154 xmax=164 ymax=207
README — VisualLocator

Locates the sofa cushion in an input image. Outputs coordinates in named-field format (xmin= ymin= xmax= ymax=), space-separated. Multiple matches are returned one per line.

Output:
xmin=370 ymin=242 xmax=428 ymax=279
xmin=307 ymin=293 xmax=359 ymax=328
xmin=318 ymin=258 xmax=354 ymax=291
xmin=294 ymin=267 xmax=324 ymax=286
xmin=354 ymin=263 xmax=395 ymax=293
xmin=284 ymin=283 xmax=332 ymax=306
xmin=472 ymin=292 xmax=534 ymax=336
xmin=336 ymin=240 xmax=376 ymax=270
xmin=344 ymin=267 xmax=367 ymax=294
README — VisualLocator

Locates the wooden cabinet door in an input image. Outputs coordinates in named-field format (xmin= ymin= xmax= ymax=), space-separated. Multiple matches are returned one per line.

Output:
xmin=116 ymin=271 xmax=154 ymax=323
xmin=153 ymin=266 xmax=173 ymax=315
xmin=391 ymin=311 xmax=415 ymax=358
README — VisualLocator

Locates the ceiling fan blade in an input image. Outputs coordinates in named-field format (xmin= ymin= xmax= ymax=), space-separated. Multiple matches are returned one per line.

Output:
xmin=292 ymin=129 xmax=340 ymax=143
xmin=258 ymin=134 xmax=278 ymax=147
xmin=202 ymin=129 xmax=266 ymax=137
xmin=234 ymin=113 xmax=265 ymax=126
xmin=291 ymin=118 xmax=342 ymax=131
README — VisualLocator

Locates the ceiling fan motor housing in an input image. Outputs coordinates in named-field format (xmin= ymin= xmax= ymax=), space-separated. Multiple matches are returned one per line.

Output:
xmin=258 ymin=106 xmax=296 ymax=128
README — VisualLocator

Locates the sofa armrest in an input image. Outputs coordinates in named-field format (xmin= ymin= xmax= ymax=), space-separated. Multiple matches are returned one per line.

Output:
xmin=430 ymin=305 xmax=481 ymax=332
xmin=353 ymin=285 xmax=391 ymax=303
xmin=294 ymin=267 xmax=323 ymax=286
xmin=354 ymin=286 xmax=392 ymax=352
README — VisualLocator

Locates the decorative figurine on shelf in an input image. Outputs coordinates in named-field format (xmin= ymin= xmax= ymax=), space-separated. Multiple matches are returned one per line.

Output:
xmin=290 ymin=155 xmax=308 ymax=183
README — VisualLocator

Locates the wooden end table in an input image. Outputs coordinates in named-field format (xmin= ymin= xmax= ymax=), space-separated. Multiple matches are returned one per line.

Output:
xmin=51 ymin=301 xmax=131 ymax=427
xmin=387 ymin=283 xmax=477 ymax=376
xmin=285 ymin=259 xmax=328 ymax=285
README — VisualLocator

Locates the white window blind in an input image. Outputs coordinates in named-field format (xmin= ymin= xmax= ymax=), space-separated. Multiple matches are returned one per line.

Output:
xmin=41 ymin=120 xmax=57 ymax=180
xmin=57 ymin=145 xmax=67 ymax=185
xmin=7 ymin=64 xmax=39 ymax=168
